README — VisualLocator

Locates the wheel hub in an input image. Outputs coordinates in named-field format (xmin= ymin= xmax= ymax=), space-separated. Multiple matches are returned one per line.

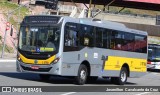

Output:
xmin=121 ymin=71 xmax=126 ymax=82
xmin=80 ymin=70 xmax=86 ymax=80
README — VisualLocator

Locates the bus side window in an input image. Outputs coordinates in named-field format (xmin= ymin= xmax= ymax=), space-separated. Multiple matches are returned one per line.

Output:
xmin=79 ymin=24 xmax=94 ymax=47
xmin=95 ymin=27 xmax=103 ymax=48
xmin=134 ymin=35 xmax=147 ymax=53
xmin=64 ymin=23 xmax=78 ymax=47
xmin=104 ymin=29 xmax=112 ymax=49
xmin=110 ymin=31 xmax=117 ymax=49
xmin=64 ymin=22 xmax=80 ymax=52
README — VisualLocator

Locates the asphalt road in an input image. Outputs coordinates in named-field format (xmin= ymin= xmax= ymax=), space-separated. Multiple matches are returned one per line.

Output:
xmin=0 ymin=61 xmax=160 ymax=95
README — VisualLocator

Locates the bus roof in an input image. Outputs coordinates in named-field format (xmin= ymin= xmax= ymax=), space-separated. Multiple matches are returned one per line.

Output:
xmin=75 ymin=17 xmax=147 ymax=35
xmin=22 ymin=15 xmax=147 ymax=35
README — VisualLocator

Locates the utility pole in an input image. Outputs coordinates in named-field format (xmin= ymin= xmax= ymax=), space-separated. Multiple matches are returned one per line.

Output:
xmin=88 ymin=0 xmax=92 ymax=18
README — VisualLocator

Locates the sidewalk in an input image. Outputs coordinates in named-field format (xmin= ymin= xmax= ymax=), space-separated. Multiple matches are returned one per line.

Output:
xmin=0 ymin=52 xmax=16 ymax=58
xmin=0 ymin=52 xmax=16 ymax=62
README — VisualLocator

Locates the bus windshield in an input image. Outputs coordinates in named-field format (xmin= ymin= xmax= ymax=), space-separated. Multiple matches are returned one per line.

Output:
xmin=18 ymin=26 xmax=60 ymax=52
xmin=148 ymin=47 xmax=160 ymax=61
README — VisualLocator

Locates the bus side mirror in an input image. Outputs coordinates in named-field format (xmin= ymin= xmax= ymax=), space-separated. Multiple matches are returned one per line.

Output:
xmin=10 ymin=26 xmax=13 ymax=36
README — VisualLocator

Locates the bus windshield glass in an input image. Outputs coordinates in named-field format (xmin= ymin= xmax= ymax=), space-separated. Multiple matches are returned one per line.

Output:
xmin=148 ymin=46 xmax=160 ymax=61
xmin=18 ymin=26 xmax=60 ymax=52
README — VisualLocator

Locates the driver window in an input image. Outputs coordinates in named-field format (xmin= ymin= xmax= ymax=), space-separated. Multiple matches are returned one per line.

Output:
xmin=64 ymin=22 xmax=79 ymax=52
xmin=64 ymin=23 xmax=78 ymax=47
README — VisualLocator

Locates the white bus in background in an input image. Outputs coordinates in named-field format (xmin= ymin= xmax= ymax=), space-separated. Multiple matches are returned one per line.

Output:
xmin=148 ymin=44 xmax=160 ymax=70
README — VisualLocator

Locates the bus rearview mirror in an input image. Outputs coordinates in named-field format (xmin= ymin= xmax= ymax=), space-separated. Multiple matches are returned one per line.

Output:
xmin=10 ymin=27 xmax=13 ymax=36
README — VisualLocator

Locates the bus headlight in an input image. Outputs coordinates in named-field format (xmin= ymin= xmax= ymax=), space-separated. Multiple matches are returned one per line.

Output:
xmin=52 ymin=57 xmax=60 ymax=64
xmin=17 ymin=52 xmax=21 ymax=61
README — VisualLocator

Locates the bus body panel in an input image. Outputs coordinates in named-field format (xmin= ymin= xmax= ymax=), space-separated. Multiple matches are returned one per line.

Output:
xmin=61 ymin=47 xmax=147 ymax=77
xmin=17 ymin=60 xmax=61 ymax=75
xmin=17 ymin=15 xmax=148 ymax=82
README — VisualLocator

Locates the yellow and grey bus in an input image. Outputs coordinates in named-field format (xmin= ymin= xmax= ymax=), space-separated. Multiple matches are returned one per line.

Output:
xmin=17 ymin=15 xmax=147 ymax=85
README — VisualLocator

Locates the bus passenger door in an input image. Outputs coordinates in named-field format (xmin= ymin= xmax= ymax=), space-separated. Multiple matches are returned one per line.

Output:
xmin=94 ymin=27 xmax=109 ymax=76
xmin=62 ymin=22 xmax=80 ymax=76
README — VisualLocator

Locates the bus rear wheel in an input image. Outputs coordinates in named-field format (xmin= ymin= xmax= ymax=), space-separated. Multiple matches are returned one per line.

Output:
xmin=111 ymin=67 xmax=128 ymax=85
xmin=75 ymin=64 xmax=88 ymax=85
xmin=39 ymin=74 xmax=51 ymax=81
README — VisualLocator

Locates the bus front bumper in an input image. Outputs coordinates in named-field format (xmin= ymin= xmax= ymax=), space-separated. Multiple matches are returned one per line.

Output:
xmin=147 ymin=63 xmax=160 ymax=70
xmin=16 ymin=60 xmax=60 ymax=75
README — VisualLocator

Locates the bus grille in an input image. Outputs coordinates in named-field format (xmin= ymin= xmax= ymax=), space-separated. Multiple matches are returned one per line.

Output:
xmin=21 ymin=65 xmax=52 ymax=72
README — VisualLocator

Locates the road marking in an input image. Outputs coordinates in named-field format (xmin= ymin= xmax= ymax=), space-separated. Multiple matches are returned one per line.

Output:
xmin=0 ymin=60 xmax=16 ymax=62
xmin=135 ymin=92 xmax=151 ymax=95
xmin=61 ymin=92 xmax=77 ymax=95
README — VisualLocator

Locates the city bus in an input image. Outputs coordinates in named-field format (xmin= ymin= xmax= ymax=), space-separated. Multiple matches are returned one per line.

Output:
xmin=16 ymin=15 xmax=147 ymax=85
xmin=147 ymin=44 xmax=160 ymax=70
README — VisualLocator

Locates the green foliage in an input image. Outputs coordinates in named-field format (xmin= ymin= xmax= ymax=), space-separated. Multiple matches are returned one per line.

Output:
xmin=0 ymin=0 xmax=29 ymax=28
xmin=0 ymin=0 xmax=28 ymax=53
xmin=122 ymin=9 xmax=131 ymax=14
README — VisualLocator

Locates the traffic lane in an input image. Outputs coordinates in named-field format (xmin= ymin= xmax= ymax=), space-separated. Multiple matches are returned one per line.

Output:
xmin=0 ymin=62 xmax=160 ymax=86
xmin=1 ymin=71 xmax=160 ymax=86
xmin=0 ymin=72 xmax=76 ymax=86
xmin=0 ymin=72 xmax=137 ymax=86
xmin=0 ymin=68 xmax=158 ymax=86
xmin=0 ymin=62 xmax=15 ymax=66
xmin=0 ymin=62 xmax=16 ymax=72
xmin=0 ymin=62 xmax=160 ymax=95
xmin=0 ymin=62 xmax=135 ymax=86
xmin=128 ymin=71 xmax=160 ymax=86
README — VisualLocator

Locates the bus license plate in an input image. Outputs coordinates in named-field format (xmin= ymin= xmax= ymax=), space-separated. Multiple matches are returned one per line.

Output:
xmin=31 ymin=66 xmax=39 ymax=70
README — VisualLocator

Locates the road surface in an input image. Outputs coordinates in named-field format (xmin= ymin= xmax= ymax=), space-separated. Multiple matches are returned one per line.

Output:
xmin=0 ymin=61 xmax=160 ymax=95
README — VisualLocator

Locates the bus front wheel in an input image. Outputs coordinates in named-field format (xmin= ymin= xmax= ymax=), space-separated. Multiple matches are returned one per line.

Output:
xmin=111 ymin=67 xmax=128 ymax=85
xmin=75 ymin=64 xmax=88 ymax=85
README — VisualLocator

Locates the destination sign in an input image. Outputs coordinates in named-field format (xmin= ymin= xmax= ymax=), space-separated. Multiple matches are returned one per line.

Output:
xmin=22 ymin=16 xmax=61 ymax=24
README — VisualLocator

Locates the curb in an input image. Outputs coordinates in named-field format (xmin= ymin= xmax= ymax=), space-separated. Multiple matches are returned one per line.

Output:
xmin=0 ymin=60 xmax=16 ymax=62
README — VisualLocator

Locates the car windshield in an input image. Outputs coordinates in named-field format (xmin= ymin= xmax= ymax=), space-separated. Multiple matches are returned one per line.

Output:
xmin=148 ymin=47 xmax=160 ymax=61
xmin=18 ymin=26 xmax=60 ymax=52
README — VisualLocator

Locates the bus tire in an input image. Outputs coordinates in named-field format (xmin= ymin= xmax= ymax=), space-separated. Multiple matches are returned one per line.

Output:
xmin=115 ymin=67 xmax=128 ymax=85
xmin=75 ymin=64 xmax=88 ymax=85
xmin=39 ymin=74 xmax=51 ymax=81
